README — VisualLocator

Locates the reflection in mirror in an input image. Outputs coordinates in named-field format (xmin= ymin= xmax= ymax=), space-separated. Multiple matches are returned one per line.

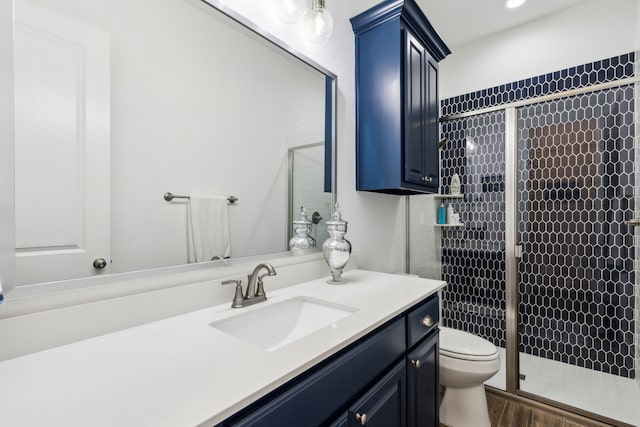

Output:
xmin=13 ymin=0 xmax=335 ymax=285
xmin=288 ymin=143 xmax=332 ymax=247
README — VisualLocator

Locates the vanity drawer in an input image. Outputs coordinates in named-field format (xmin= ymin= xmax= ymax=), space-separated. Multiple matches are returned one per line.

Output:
xmin=406 ymin=295 xmax=439 ymax=348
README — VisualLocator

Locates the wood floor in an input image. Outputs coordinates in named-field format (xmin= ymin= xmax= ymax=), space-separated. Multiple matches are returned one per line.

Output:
xmin=440 ymin=388 xmax=610 ymax=427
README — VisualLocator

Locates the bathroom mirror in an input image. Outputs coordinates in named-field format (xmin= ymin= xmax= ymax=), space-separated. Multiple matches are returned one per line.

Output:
xmin=12 ymin=0 xmax=336 ymax=286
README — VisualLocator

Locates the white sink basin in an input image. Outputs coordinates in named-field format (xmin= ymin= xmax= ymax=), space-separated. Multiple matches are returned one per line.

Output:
xmin=209 ymin=296 xmax=358 ymax=351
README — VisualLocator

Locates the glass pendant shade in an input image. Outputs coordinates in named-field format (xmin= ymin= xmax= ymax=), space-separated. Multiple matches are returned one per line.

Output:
xmin=303 ymin=0 xmax=334 ymax=44
xmin=505 ymin=0 xmax=526 ymax=8
xmin=272 ymin=0 xmax=306 ymax=24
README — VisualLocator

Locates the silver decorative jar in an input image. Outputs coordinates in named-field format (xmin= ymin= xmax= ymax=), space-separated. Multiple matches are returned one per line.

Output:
xmin=322 ymin=203 xmax=351 ymax=284
xmin=289 ymin=204 xmax=316 ymax=251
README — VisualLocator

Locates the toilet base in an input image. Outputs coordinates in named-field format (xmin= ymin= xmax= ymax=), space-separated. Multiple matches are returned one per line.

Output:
xmin=440 ymin=384 xmax=490 ymax=427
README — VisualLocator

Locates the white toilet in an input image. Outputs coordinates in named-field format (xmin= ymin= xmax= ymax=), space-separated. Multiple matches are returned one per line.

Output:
xmin=439 ymin=327 xmax=500 ymax=427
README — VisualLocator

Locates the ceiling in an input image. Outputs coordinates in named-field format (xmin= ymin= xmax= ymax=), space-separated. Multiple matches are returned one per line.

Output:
xmin=416 ymin=0 xmax=588 ymax=47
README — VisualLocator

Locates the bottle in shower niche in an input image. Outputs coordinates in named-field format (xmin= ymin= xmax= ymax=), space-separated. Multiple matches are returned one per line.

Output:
xmin=450 ymin=173 xmax=461 ymax=196
xmin=438 ymin=202 xmax=447 ymax=224
xmin=447 ymin=204 xmax=454 ymax=224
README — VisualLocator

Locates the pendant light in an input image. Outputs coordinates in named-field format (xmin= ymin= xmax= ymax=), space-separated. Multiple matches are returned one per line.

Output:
xmin=504 ymin=0 xmax=526 ymax=9
xmin=272 ymin=0 xmax=306 ymax=24
xmin=302 ymin=0 xmax=334 ymax=44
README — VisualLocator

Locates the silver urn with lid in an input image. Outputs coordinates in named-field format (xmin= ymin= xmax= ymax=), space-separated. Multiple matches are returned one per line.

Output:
xmin=289 ymin=204 xmax=316 ymax=251
xmin=322 ymin=203 xmax=351 ymax=284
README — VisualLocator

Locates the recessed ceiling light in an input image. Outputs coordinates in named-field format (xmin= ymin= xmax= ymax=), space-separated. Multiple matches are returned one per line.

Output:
xmin=505 ymin=0 xmax=526 ymax=9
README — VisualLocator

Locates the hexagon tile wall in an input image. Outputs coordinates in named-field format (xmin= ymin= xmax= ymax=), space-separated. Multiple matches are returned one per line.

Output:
xmin=439 ymin=52 xmax=637 ymax=378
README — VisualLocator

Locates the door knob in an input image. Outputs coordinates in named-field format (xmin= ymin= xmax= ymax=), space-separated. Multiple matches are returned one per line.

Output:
xmin=355 ymin=412 xmax=367 ymax=425
xmin=311 ymin=211 xmax=323 ymax=224
xmin=412 ymin=359 xmax=421 ymax=368
xmin=93 ymin=258 xmax=107 ymax=269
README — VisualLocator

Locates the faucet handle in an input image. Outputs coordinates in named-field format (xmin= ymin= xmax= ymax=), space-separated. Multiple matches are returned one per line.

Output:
xmin=222 ymin=279 xmax=245 ymax=308
xmin=255 ymin=276 xmax=266 ymax=298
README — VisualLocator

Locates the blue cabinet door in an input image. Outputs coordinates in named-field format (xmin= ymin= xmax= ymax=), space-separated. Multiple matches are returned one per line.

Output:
xmin=347 ymin=361 xmax=406 ymax=427
xmin=423 ymin=53 xmax=439 ymax=192
xmin=403 ymin=29 xmax=439 ymax=191
xmin=403 ymin=30 xmax=427 ymax=187
xmin=407 ymin=330 xmax=439 ymax=427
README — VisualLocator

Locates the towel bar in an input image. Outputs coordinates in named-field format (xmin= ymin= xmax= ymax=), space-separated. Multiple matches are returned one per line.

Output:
xmin=164 ymin=192 xmax=238 ymax=204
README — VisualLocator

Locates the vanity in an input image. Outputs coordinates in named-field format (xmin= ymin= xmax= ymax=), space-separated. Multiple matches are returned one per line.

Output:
xmin=0 ymin=268 xmax=445 ymax=427
xmin=218 ymin=281 xmax=440 ymax=427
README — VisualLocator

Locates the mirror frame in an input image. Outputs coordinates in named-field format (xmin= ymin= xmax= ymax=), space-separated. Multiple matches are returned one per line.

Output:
xmin=3 ymin=0 xmax=337 ymax=302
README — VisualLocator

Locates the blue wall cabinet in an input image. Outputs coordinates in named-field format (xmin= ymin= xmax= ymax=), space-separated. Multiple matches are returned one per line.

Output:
xmin=351 ymin=0 xmax=450 ymax=195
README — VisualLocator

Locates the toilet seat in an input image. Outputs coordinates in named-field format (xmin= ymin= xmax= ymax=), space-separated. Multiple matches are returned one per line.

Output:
xmin=440 ymin=327 xmax=498 ymax=362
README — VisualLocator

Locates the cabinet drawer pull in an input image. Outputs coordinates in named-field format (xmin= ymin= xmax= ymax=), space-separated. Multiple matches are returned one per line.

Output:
xmin=421 ymin=176 xmax=433 ymax=182
xmin=355 ymin=412 xmax=367 ymax=425
xmin=422 ymin=315 xmax=434 ymax=327
xmin=411 ymin=359 xmax=421 ymax=368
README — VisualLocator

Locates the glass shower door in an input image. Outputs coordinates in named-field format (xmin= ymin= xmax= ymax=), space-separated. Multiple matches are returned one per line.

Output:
xmin=439 ymin=111 xmax=508 ymax=390
xmin=516 ymin=85 xmax=639 ymax=424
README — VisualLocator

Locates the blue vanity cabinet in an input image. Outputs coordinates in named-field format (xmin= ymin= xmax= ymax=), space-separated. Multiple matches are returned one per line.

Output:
xmin=216 ymin=294 xmax=440 ymax=427
xmin=350 ymin=0 xmax=450 ymax=195
xmin=220 ymin=317 xmax=406 ymax=427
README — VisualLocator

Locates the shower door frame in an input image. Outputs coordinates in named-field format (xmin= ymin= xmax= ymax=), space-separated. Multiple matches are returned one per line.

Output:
xmin=437 ymin=75 xmax=640 ymax=426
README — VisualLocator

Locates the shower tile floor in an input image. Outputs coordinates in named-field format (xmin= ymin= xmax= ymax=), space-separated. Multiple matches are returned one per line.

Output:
xmin=485 ymin=347 xmax=640 ymax=426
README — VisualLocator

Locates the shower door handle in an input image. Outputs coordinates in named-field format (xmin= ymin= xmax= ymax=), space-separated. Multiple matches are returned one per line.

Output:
xmin=514 ymin=245 xmax=523 ymax=259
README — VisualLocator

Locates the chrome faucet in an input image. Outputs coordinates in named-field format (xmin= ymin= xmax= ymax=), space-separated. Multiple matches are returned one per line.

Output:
xmin=222 ymin=263 xmax=277 ymax=308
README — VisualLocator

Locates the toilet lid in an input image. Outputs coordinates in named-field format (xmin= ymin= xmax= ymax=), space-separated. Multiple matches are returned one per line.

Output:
xmin=440 ymin=327 xmax=498 ymax=361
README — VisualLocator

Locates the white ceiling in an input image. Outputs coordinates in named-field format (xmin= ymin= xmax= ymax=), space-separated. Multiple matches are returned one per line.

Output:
xmin=416 ymin=0 xmax=588 ymax=47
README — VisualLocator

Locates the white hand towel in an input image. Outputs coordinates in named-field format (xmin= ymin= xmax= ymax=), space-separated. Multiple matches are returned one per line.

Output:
xmin=188 ymin=196 xmax=231 ymax=263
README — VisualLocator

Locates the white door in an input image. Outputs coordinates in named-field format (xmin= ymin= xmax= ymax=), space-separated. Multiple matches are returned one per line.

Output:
xmin=14 ymin=0 xmax=110 ymax=285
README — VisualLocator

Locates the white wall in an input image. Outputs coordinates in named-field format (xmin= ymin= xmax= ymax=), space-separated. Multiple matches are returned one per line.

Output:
xmin=440 ymin=0 xmax=640 ymax=99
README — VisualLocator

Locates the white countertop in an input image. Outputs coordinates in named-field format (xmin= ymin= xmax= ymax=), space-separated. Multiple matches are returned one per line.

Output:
xmin=0 ymin=270 xmax=445 ymax=427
